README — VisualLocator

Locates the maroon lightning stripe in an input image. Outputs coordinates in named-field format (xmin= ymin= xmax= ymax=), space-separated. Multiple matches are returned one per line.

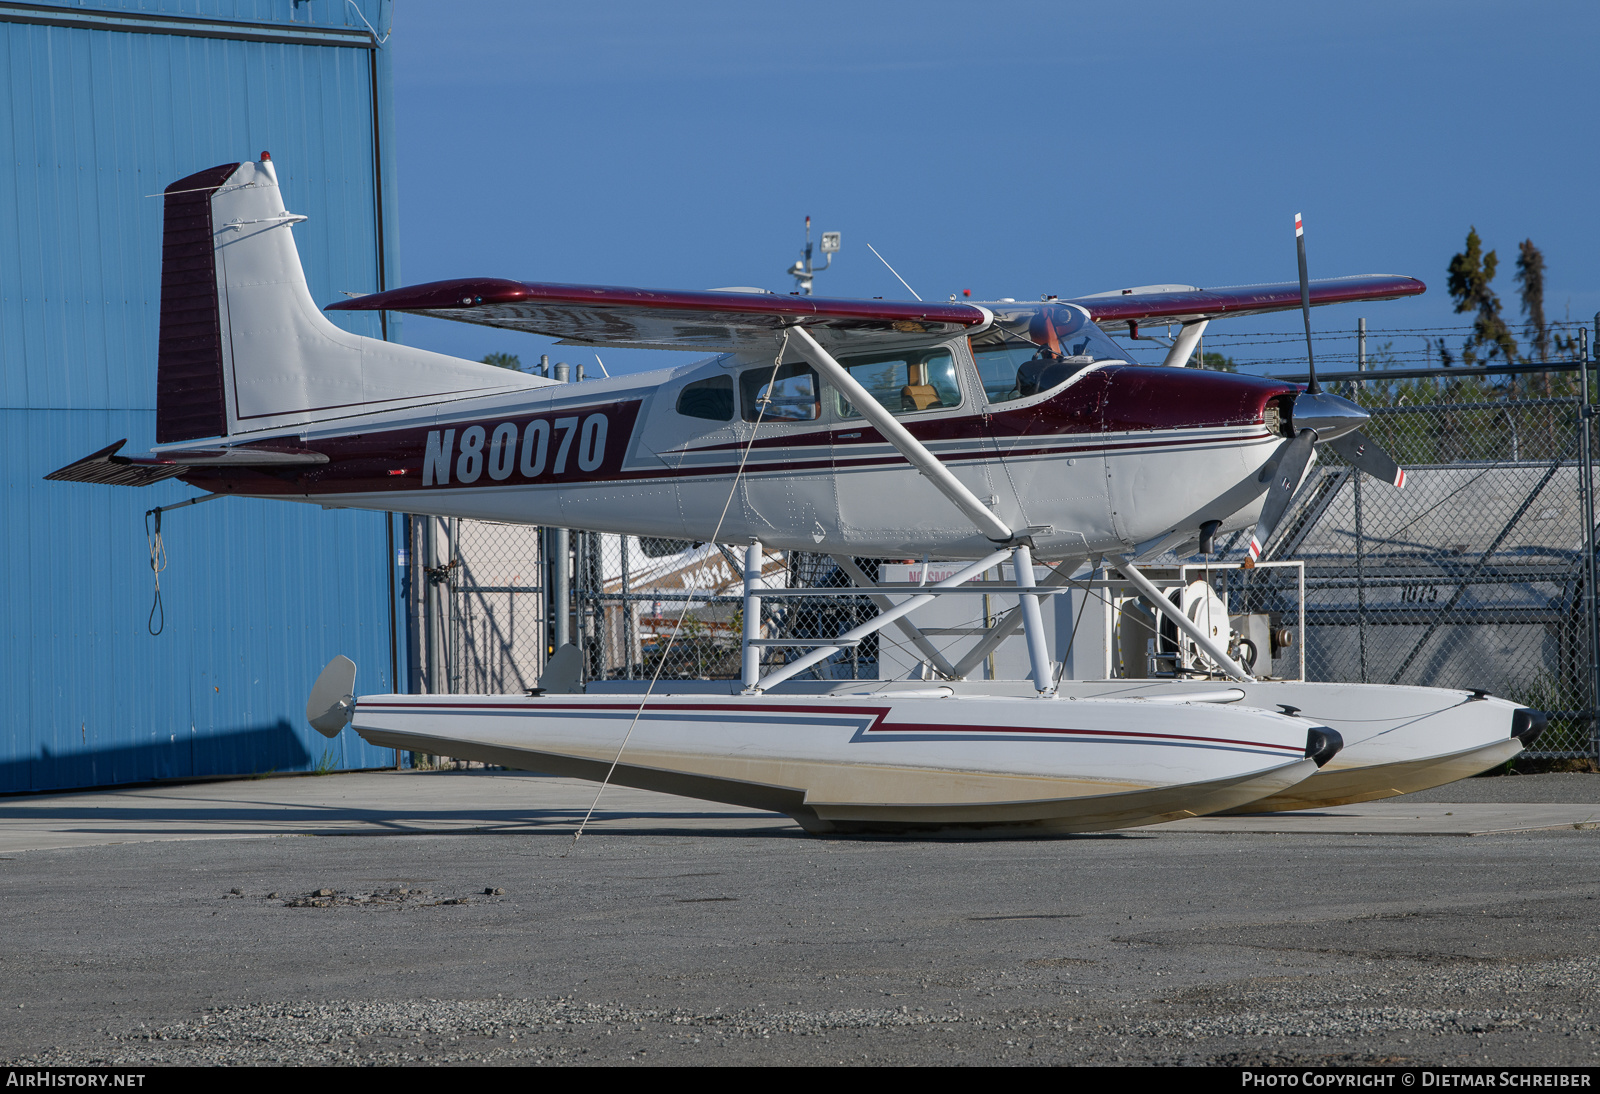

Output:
xmin=356 ymin=699 xmax=1307 ymax=755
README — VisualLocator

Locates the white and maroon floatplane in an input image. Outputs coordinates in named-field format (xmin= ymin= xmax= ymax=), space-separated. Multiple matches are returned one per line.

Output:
xmin=51 ymin=154 xmax=1544 ymax=833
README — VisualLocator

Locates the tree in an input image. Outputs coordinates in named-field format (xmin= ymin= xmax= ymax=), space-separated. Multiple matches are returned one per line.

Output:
xmin=1199 ymin=351 xmax=1236 ymax=372
xmin=1510 ymin=239 xmax=1579 ymax=401
xmin=1446 ymin=228 xmax=1518 ymax=364
xmin=481 ymin=352 xmax=522 ymax=371
xmin=1514 ymin=239 xmax=1549 ymax=364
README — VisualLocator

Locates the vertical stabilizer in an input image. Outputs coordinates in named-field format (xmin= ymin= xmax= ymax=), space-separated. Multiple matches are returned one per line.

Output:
xmin=156 ymin=163 xmax=240 ymax=444
xmin=154 ymin=154 xmax=535 ymax=447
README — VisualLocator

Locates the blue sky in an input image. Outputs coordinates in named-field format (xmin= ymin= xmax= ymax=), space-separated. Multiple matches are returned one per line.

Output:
xmin=388 ymin=1 xmax=1600 ymax=376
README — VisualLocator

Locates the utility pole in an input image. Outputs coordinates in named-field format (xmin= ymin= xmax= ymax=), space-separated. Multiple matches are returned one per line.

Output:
xmin=1356 ymin=317 xmax=1366 ymax=397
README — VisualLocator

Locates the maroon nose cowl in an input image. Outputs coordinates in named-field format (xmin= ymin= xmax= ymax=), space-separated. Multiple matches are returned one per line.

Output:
xmin=1097 ymin=364 xmax=1299 ymax=433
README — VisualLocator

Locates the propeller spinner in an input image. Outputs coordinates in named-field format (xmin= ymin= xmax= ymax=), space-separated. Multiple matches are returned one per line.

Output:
xmin=1246 ymin=215 xmax=1406 ymax=562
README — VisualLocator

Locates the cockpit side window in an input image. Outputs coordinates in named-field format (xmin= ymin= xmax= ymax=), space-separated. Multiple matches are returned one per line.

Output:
xmin=833 ymin=348 xmax=960 ymax=419
xmin=740 ymin=361 xmax=820 ymax=422
xmin=973 ymin=303 xmax=1128 ymax=404
xmin=676 ymin=375 xmax=734 ymax=421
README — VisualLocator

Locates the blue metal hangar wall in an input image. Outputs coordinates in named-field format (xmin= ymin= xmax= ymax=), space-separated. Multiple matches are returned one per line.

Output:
xmin=0 ymin=0 xmax=405 ymax=792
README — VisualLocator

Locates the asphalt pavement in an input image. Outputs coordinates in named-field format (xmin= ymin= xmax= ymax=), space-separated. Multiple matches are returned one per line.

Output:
xmin=1 ymin=769 xmax=1596 ymax=1066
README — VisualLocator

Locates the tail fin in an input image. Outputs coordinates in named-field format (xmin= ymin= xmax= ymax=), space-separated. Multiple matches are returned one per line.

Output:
xmin=154 ymin=154 xmax=532 ymax=446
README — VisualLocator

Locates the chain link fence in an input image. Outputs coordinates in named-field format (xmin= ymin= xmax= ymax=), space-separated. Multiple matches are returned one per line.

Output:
xmin=573 ymin=539 xmax=878 ymax=683
xmin=447 ymin=521 xmax=548 ymax=695
xmin=1233 ymin=380 xmax=1598 ymax=757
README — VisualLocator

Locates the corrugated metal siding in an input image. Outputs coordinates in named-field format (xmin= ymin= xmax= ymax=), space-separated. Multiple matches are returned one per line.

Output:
xmin=0 ymin=1 xmax=403 ymax=792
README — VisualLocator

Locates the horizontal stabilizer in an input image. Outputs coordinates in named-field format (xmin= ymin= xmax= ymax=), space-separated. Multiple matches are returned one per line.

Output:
xmin=45 ymin=439 xmax=328 ymax=487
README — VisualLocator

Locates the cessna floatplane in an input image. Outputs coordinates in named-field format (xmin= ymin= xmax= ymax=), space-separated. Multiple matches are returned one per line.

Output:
xmin=50 ymin=155 xmax=1546 ymax=834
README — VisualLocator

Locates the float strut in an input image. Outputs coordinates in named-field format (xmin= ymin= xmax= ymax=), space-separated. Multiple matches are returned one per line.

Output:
xmin=1012 ymin=544 xmax=1057 ymax=695
xmin=742 ymin=539 xmax=764 ymax=690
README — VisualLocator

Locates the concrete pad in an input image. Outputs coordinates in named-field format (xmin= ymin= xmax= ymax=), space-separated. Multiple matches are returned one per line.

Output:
xmin=3 ymin=770 xmax=1598 ymax=853
xmin=1165 ymin=800 xmax=1600 ymax=836
xmin=0 ymin=769 xmax=794 ymax=854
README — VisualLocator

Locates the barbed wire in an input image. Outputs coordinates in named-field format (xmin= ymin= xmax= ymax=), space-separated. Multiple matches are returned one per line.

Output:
xmin=1109 ymin=321 xmax=1593 ymax=373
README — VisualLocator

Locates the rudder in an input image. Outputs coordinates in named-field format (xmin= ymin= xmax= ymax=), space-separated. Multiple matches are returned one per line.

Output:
xmin=155 ymin=162 xmax=240 ymax=444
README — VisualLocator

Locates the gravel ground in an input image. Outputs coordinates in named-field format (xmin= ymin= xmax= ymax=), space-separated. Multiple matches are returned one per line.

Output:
xmin=2 ymin=813 xmax=1597 ymax=1066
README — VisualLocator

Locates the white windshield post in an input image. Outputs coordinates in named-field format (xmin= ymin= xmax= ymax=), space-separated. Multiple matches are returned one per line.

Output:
xmin=787 ymin=325 xmax=1016 ymax=544
xmin=752 ymin=548 xmax=1012 ymax=693
xmin=741 ymin=539 xmax=764 ymax=690
xmin=1113 ymin=555 xmax=1253 ymax=682
xmin=1161 ymin=320 xmax=1208 ymax=367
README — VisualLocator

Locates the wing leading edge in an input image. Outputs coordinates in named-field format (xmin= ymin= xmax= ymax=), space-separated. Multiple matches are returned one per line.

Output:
xmin=1066 ymin=274 xmax=1425 ymax=333
xmin=327 ymin=278 xmax=989 ymax=351
xmin=326 ymin=273 xmax=1424 ymax=350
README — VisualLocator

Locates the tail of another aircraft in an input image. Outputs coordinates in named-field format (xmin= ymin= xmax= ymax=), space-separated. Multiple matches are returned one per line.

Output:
xmin=154 ymin=154 xmax=531 ymax=446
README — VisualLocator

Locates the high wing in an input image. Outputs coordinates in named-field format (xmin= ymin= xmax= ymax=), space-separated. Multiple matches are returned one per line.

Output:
xmin=327 ymin=279 xmax=988 ymax=351
xmin=1065 ymin=274 xmax=1424 ymax=334
xmin=328 ymin=272 xmax=1424 ymax=350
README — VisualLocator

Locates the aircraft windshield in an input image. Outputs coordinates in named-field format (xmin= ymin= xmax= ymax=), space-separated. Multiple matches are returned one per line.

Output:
xmin=972 ymin=303 xmax=1128 ymax=404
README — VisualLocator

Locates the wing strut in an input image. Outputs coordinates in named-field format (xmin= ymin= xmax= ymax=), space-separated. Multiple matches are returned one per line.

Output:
xmin=787 ymin=326 xmax=1016 ymax=543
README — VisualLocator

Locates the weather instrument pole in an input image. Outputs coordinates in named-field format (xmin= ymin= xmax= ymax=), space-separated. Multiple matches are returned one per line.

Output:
xmin=787 ymin=217 xmax=839 ymax=295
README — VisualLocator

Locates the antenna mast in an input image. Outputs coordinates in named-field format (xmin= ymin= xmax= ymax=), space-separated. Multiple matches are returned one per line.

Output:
xmin=787 ymin=216 xmax=840 ymax=295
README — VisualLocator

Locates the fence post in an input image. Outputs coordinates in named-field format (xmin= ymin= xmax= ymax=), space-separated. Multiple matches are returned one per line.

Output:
xmin=620 ymin=534 xmax=634 ymax=679
xmin=422 ymin=516 xmax=449 ymax=695
xmin=404 ymin=514 xmax=421 ymax=695
xmin=446 ymin=517 xmax=459 ymax=693
xmin=1354 ymin=467 xmax=1367 ymax=683
xmin=1582 ymin=323 xmax=1599 ymax=755
xmin=547 ymin=526 xmax=571 ymax=652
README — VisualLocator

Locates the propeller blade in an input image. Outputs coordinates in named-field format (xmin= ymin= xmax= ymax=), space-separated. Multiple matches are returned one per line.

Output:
xmin=1248 ymin=428 xmax=1317 ymax=561
xmin=1295 ymin=212 xmax=1319 ymax=394
xmin=1329 ymin=429 xmax=1406 ymax=488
